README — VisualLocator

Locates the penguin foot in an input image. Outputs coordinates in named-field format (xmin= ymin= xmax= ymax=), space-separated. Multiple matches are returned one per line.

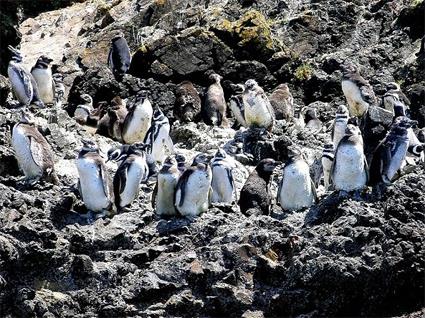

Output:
xmin=338 ymin=190 xmax=349 ymax=199
xmin=352 ymin=190 xmax=363 ymax=201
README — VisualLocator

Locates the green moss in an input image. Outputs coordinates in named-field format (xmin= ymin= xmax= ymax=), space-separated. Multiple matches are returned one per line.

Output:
xmin=411 ymin=0 xmax=423 ymax=6
xmin=294 ymin=63 xmax=313 ymax=81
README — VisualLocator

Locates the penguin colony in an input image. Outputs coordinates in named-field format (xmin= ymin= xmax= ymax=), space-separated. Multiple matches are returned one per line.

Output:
xmin=6 ymin=35 xmax=424 ymax=220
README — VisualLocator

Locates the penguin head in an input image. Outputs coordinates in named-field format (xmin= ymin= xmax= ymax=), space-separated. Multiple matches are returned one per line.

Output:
xmin=153 ymin=107 xmax=164 ymax=120
xmin=81 ymin=94 xmax=93 ymax=105
xmin=20 ymin=109 xmax=35 ymax=125
xmin=287 ymin=146 xmax=302 ymax=160
xmin=214 ymin=148 xmax=227 ymax=159
xmin=345 ymin=124 xmax=362 ymax=136
xmin=107 ymin=146 xmax=124 ymax=162
xmin=111 ymin=32 xmax=124 ymax=42
xmin=209 ymin=73 xmax=223 ymax=84
xmin=385 ymin=82 xmax=400 ymax=91
xmin=304 ymin=108 xmax=318 ymax=122
xmin=341 ymin=63 xmax=358 ymax=75
xmin=52 ymin=73 xmax=64 ymax=82
xmin=336 ymin=105 xmax=349 ymax=116
xmin=111 ymin=96 xmax=123 ymax=108
xmin=276 ymin=83 xmax=289 ymax=93
xmin=192 ymin=153 xmax=210 ymax=166
xmin=257 ymin=158 xmax=280 ymax=173
xmin=81 ymin=139 xmax=98 ymax=153
xmin=8 ymin=45 xmax=22 ymax=62
xmin=163 ymin=156 xmax=177 ymax=168
xmin=244 ymin=79 xmax=258 ymax=90
xmin=323 ymin=143 xmax=334 ymax=151
xmin=175 ymin=153 xmax=186 ymax=164
xmin=392 ymin=116 xmax=417 ymax=130
xmin=230 ymin=83 xmax=245 ymax=94
xmin=130 ymin=142 xmax=150 ymax=154
xmin=37 ymin=55 xmax=53 ymax=67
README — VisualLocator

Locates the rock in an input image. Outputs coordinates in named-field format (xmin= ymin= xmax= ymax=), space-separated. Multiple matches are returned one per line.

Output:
xmin=0 ymin=75 xmax=10 ymax=105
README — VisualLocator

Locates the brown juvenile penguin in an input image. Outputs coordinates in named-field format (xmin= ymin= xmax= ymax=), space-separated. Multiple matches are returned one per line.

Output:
xmin=96 ymin=96 xmax=128 ymax=141
xmin=268 ymin=83 xmax=294 ymax=121
xmin=204 ymin=73 xmax=229 ymax=127
xmin=174 ymin=81 xmax=201 ymax=123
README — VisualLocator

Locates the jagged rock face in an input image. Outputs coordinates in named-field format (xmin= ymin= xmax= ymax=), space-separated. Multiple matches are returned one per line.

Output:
xmin=1 ymin=0 xmax=424 ymax=317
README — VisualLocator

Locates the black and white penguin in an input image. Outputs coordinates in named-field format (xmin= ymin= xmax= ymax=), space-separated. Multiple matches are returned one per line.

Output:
xmin=341 ymin=64 xmax=376 ymax=117
xmin=239 ymin=158 xmax=279 ymax=215
xmin=210 ymin=148 xmax=237 ymax=204
xmin=228 ymin=83 xmax=247 ymax=128
xmin=174 ymin=81 xmax=202 ymax=123
xmin=204 ymin=73 xmax=229 ymax=127
xmin=175 ymin=153 xmax=187 ymax=174
xmin=331 ymin=105 xmax=349 ymax=147
xmin=74 ymin=94 xmax=94 ymax=125
xmin=242 ymin=79 xmax=275 ymax=131
xmin=304 ymin=108 xmax=322 ymax=132
xmin=175 ymin=153 xmax=212 ymax=218
xmin=407 ymin=128 xmax=424 ymax=162
xmin=52 ymin=73 xmax=65 ymax=108
xmin=322 ymin=143 xmax=334 ymax=190
xmin=277 ymin=147 xmax=316 ymax=211
xmin=7 ymin=46 xmax=43 ymax=107
xmin=122 ymin=95 xmax=153 ymax=144
xmin=112 ymin=143 xmax=150 ymax=211
xmin=108 ymin=33 xmax=131 ymax=81
xmin=76 ymin=139 xmax=115 ymax=217
xmin=382 ymin=82 xmax=410 ymax=116
xmin=268 ymin=83 xmax=294 ymax=121
xmin=144 ymin=107 xmax=174 ymax=165
xmin=31 ymin=55 xmax=55 ymax=105
xmin=153 ymin=156 xmax=180 ymax=217
xmin=330 ymin=124 xmax=368 ymax=192
xmin=369 ymin=117 xmax=417 ymax=185
xmin=12 ymin=108 xmax=58 ymax=185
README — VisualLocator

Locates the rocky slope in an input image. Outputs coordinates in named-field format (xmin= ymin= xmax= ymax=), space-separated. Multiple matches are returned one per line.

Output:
xmin=0 ymin=0 xmax=424 ymax=317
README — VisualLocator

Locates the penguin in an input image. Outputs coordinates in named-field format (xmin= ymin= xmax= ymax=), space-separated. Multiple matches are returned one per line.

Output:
xmin=74 ymin=94 xmax=94 ymax=125
xmin=52 ymin=73 xmax=65 ymax=108
xmin=382 ymin=82 xmax=410 ymax=117
xmin=153 ymin=156 xmax=180 ymax=217
xmin=96 ymin=97 xmax=128 ymax=141
xmin=407 ymin=128 xmax=424 ymax=162
xmin=322 ymin=143 xmax=334 ymax=190
xmin=330 ymin=124 xmax=368 ymax=192
xmin=175 ymin=153 xmax=187 ymax=174
xmin=331 ymin=105 xmax=349 ymax=147
xmin=268 ymin=83 xmax=294 ymax=121
xmin=7 ymin=46 xmax=42 ymax=107
xmin=341 ymin=64 xmax=376 ymax=117
xmin=76 ymin=139 xmax=115 ymax=216
xmin=293 ymin=108 xmax=305 ymax=131
xmin=239 ymin=158 xmax=279 ymax=215
xmin=369 ymin=117 xmax=417 ymax=185
xmin=108 ymin=33 xmax=131 ymax=81
xmin=174 ymin=81 xmax=202 ymax=123
xmin=144 ymin=107 xmax=174 ymax=165
xmin=175 ymin=153 xmax=212 ymax=218
xmin=210 ymin=148 xmax=237 ymax=204
xmin=277 ymin=147 xmax=317 ymax=211
xmin=204 ymin=73 xmax=229 ymax=127
xmin=12 ymin=108 xmax=58 ymax=185
xmin=112 ymin=143 xmax=150 ymax=211
xmin=31 ymin=55 xmax=55 ymax=105
xmin=122 ymin=95 xmax=153 ymax=144
xmin=242 ymin=79 xmax=275 ymax=131
xmin=228 ymin=83 xmax=247 ymax=128
xmin=304 ymin=108 xmax=322 ymax=132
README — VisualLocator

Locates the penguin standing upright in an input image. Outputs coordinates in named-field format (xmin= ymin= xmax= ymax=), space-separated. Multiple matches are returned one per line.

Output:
xmin=322 ymin=143 xmax=334 ymax=190
xmin=341 ymin=64 xmax=376 ymax=117
xmin=369 ymin=117 xmax=417 ymax=185
xmin=407 ymin=128 xmax=424 ymax=162
xmin=111 ymin=143 xmax=150 ymax=211
xmin=12 ymin=109 xmax=58 ymax=185
xmin=331 ymin=105 xmax=349 ymax=147
xmin=210 ymin=148 xmax=237 ymax=204
xmin=330 ymin=124 xmax=368 ymax=193
xmin=108 ymin=33 xmax=131 ymax=81
xmin=108 ymin=96 xmax=128 ymax=142
xmin=76 ymin=139 xmax=114 ymax=216
xmin=74 ymin=94 xmax=94 ymax=125
xmin=52 ymin=73 xmax=65 ymax=108
xmin=304 ymin=108 xmax=322 ymax=132
xmin=31 ymin=55 xmax=55 ymax=105
xmin=268 ymin=83 xmax=294 ymax=121
xmin=153 ymin=156 xmax=180 ymax=217
xmin=175 ymin=153 xmax=212 ymax=218
xmin=277 ymin=147 xmax=317 ymax=211
xmin=144 ymin=107 xmax=174 ymax=165
xmin=122 ymin=95 xmax=153 ymax=144
xmin=228 ymin=83 xmax=247 ymax=128
xmin=382 ymin=82 xmax=410 ymax=116
xmin=174 ymin=81 xmax=202 ymax=123
xmin=204 ymin=73 xmax=229 ymax=127
xmin=242 ymin=79 xmax=275 ymax=131
xmin=239 ymin=158 xmax=279 ymax=215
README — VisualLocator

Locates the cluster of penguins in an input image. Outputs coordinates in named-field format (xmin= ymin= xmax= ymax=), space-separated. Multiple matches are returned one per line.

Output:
xmin=6 ymin=34 xmax=425 ymax=220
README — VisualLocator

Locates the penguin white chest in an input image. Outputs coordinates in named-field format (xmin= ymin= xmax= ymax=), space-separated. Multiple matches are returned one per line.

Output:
xmin=119 ymin=158 xmax=147 ymax=208
xmin=229 ymin=98 xmax=246 ymax=127
xmin=322 ymin=156 xmax=333 ymax=190
xmin=123 ymin=105 xmax=153 ymax=143
xmin=8 ymin=64 xmax=33 ymax=104
xmin=176 ymin=169 xmax=211 ymax=217
xmin=151 ymin=125 xmax=173 ymax=164
xmin=333 ymin=120 xmax=347 ymax=147
xmin=279 ymin=161 xmax=314 ymax=211
xmin=244 ymin=95 xmax=272 ymax=128
xmin=341 ymin=80 xmax=368 ymax=117
xmin=32 ymin=68 xmax=54 ymax=104
xmin=12 ymin=125 xmax=42 ymax=178
xmin=156 ymin=172 xmax=179 ymax=216
xmin=211 ymin=165 xmax=234 ymax=203
xmin=385 ymin=141 xmax=408 ymax=182
xmin=76 ymin=158 xmax=110 ymax=212
xmin=333 ymin=143 xmax=367 ymax=191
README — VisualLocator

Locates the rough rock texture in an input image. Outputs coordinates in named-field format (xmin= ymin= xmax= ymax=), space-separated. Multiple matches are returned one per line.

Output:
xmin=1 ymin=0 xmax=424 ymax=317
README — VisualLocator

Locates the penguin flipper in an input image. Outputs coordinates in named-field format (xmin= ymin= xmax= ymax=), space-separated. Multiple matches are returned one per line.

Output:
xmin=363 ymin=156 xmax=370 ymax=184
xmin=175 ymin=169 xmax=194 ymax=207
xmin=98 ymin=161 xmax=113 ymax=203
xmin=152 ymin=182 xmax=158 ymax=209
xmin=107 ymin=47 xmax=114 ymax=70
xmin=310 ymin=178 xmax=318 ymax=203
xmin=28 ymin=134 xmax=50 ymax=170
xmin=14 ymin=66 xmax=33 ymax=102
xmin=276 ymin=177 xmax=283 ymax=204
